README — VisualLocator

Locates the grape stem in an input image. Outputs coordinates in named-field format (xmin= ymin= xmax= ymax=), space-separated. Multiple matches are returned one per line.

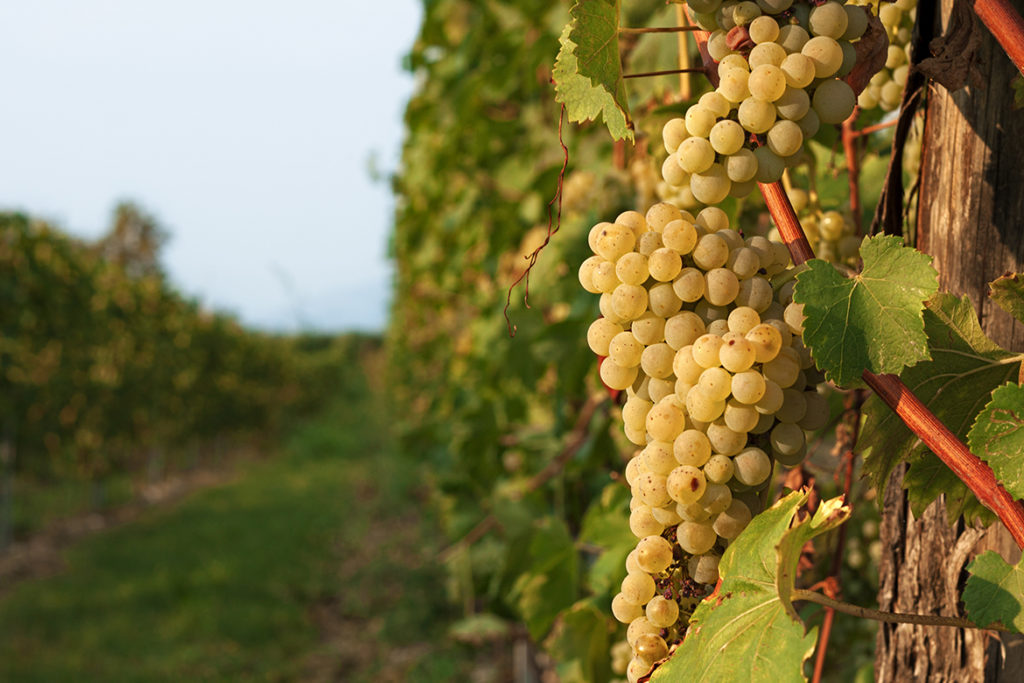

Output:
xmin=623 ymin=68 xmax=707 ymax=79
xmin=758 ymin=179 xmax=1024 ymax=549
xmin=619 ymin=26 xmax=702 ymax=34
xmin=793 ymin=589 xmax=1005 ymax=630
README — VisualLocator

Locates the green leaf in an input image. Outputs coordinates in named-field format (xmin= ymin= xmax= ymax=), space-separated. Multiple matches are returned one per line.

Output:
xmin=859 ymin=293 xmax=1021 ymax=523
xmin=968 ymin=383 xmax=1024 ymax=499
xmin=793 ymin=235 xmax=938 ymax=387
xmin=544 ymin=599 xmax=613 ymax=683
xmin=1013 ymin=76 xmax=1024 ymax=111
xmin=652 ymin=491 xmax=850 ymax=683
xmin=990 ymin=272 xmax=1024 ymax=325
xmin=964 ymin=551 xmax=1024 ymax=633
xmin=553 ymin=2 xmax=634 ymax=142
xmin=579 ymin=483 xmax=634 ymax=595
xmin=506 ymin=518 xmax=580 ymax=641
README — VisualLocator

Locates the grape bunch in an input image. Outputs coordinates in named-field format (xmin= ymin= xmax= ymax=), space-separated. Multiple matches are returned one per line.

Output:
xmin=657 ymin=0 xmax=869 ymax=206
xmin=854 ymin=0 xmax=917 ymax=111
xmin=579 ymin=202 xmax=829 ymax=682
xmin=777 ymin=185 xmax=860 ymax=265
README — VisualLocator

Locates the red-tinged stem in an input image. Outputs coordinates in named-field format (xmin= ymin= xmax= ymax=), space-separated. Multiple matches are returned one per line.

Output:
xmin=862 ymin=370 xmax=1024 ymax=548
xmin=973 ymin=0 xmax=1024 ymax=77
xmin=853 ymin=119 xmax=899 ymax=137
xmin=841 ymin=111 xmax=862 ymax=235
xmin=683 ymin=7 xmax=719 ymax=88
xmin=759 ymin=181 xmax=1024 ymax=550
xmin=758 ymin=181 xmax=816 ymax=263
xmin=811 ymin=392 xmax=864 ymax=683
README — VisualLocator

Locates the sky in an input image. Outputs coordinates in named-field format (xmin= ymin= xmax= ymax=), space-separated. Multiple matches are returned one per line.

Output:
xmin=0 ymin=1 xmax=422 ymax=332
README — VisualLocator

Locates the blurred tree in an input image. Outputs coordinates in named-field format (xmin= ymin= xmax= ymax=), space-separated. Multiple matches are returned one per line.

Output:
xmin=96 ymin=202 xmax=167 ymax=278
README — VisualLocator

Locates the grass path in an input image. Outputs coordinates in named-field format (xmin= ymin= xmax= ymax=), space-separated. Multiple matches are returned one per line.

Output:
xmin=0 ymin=370 xmax=479 ymax=681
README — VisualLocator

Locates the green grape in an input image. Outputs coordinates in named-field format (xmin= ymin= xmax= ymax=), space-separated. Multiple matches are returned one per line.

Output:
xmin=578 ymin=255 xmax=603 ymax=293
xmin=595 ymin=222 xmax=637 ymax=261
xmin=650 ymin=503 xmax=683 ymax=526
xmin=690 ymin=553 xmax=721 ymax=584
xmin=630 ymin=505 xmax=665 ymax=537
xmin=796 ymin=109 xmax=820 ymax=138
xmin=754 ymin=378 xmax=784 ymax=414
xmin=719 ymin=67 xmax=751 ymax=103
xmin=709 ymin=119 xmax=746 ymax=155
xmin=674 ymin=429 xmax=713 ymax=467
xmin=623 ymin=395 xmax=654 ymax=431
xmin=727 ymin=247 xmax=761 ymax=279
xmin=612 ymin=283 xmax=648 ymax=320
xmin=735 ymin=275 xmax=774 ymax=312
xmin=707 ymin=419 xmax=747 ymax=455
xmin=692 ymin=333 xmax=724 ymax=368
xmin=808 ymin=1 xmax=849 ymax=39
xmin=735 ymin=448 xmax=773 ymax=488
xmin=648 ymin=282 xmax=683 ymax=317
xmin=636 ymin=534 xmax=675 ymax=573
xmin=770 ymin=421 xmax=807 ymax=459
xmin=609 ymin=329 xmax=644 ymax=367
xmin=713 ymin=500 xmax=753 ymax=538
xmin=664 ymin=310 xmax=706 ymax=349
xmin=621 ymin=571 xmax=657 ymax=605
xmin=799 ymin=390 xmax=830 ymax=430
xmin=663 ymin=219 xmax=698 ymax=254
xmin=587 ymin=318 xmax=622 ymax=356
xmin=627 ymin=616 xmax=661 ymax=646
xmin=663 ymin=117 xmax=689 ymax=154
xmin=641 ymin=342 xmax=676 ymax=379
xmin=613 ymin=592 xmax=645 ymax=623
xmin=673 ymin=345 xmax=706 ymax=383
xmin=738 ymin=97 xmax=776 ymax=133
xmin=648 ymin=247 xmax=683 ymax=282
xmin=685 ymin=387 xmax=726 ymax=422
xmin=724 ymin=397 xmax=760 ymax=432
xmin=763 ymin=347 xmax=800 ymax=387
xmin=637 ymin=231 xmax=664 ymax=257
xmin=667 ymin=465 xmax=708 ymax=504
xmin=638 ymin=471 xmax=673 ymax=508
xmin=748 ymin=64 xmax=787 ymax=101
xmin=766 ymin=120 xmax=804 ymax=157
xmin=698 ymin=366 xmax=733 ymax=401
xmin=842 ymin=5 xmax=869 ymax=40
xmin=672 ymin=267 xmax=707 ymax=305
xmin=690 ymin=163 xmax=732 ymax=205
xmin=812 ymin=78 xmax=856 ymax=124
xmin=719 ymin=337 xmax=757 ymax=373
xmin=593 ymin=260 xmax=621 ymax=293
xmin=646 ymin=202 xmax=683 ymax=232
xmin=699 ymin=90 xmax=732 ymax=117
xmin=662 ymin=155 xmax=688 ymax=187
xmin=635 ymin=633 xmax=670 ymax=664
xmin=677 ymin=520 xmax=718 ymax=554
xmin=601 ymin=357 xmax=639 ymax=390
xmin=725 ymin=148 xmax=759 ymax=183
xmin=748 ymin=14 xmax=780 ymax=43
xmin=746 ymin=323 xmax=782 ymax=362
xmin=777 ymin=24 xmax=809 ymax=53
xmin=802 ymin=36 xmax=844 ymax=78
xmin=753 ymin=145 xmax=785 ymax=183
xmin=699 ymin=482 xmax=733 ymax=515
xmin=646 ymin=396 xmax=687 ymax=441
xmin=776 ymin=388 xmax=808 ymax=423
xmin=704 ymin=454 xmax=736 ymax=484
xmin=749 ymin=41 xmax=787 ymax=68
xmin=645 ymin=596 xmax=680 ymax=628
xmin=615 ymin=252 xmax=650 ymax=286
xmin=775 ymin=86 xmax=811 ymax=120
xmin=704 ymin=268 xmax=741 ymax=306
xmin=677 ymin=136 xmax=716 ymax=174
xmin=648 ymin=377 xmax=675 ymax=403
xmin=685 ymin=104 xmax=718 ymax=138
xmin=692 ymin=233 xmax=730 ymax=270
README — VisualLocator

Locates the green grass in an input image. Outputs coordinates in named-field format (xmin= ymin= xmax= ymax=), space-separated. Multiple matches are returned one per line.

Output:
xmin=0 ymin=369 xmax=477 ymax=682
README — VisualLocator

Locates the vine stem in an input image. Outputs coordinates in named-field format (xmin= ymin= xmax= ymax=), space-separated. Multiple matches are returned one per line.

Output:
xmin=973 ymin=0 xmax=1024 ymax=77
xmin=853 ymin=119 xmax=898 ymax=137
xmin=841 ymin=109 xmax=862 ymax=235
xmin=793 ymin=589 xmax=1004 ymax=630
xmin=619 ymin=26 xmax=702 ymax=34
xmin=623 ymin=68 xmax=706 ymax=79
xmin=758 ymin=179 xmax=1024 ymax=550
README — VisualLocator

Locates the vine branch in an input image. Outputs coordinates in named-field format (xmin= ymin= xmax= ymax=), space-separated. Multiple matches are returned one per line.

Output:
xmin=758 ymin=180 xmax=1024 ymax=549
xmin=794 ymin=589 xmax=1005 ymax=630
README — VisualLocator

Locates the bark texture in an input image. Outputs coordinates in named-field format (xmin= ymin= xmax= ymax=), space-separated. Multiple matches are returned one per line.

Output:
xmin=875 ymin=0 xmax=1024 ymax=680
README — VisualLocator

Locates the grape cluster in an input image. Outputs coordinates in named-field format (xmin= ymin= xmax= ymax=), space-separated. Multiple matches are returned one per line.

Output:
xmin=579 ymin=202 xmax=828 ymax=682
xmin=658 ymin=0 xmax=869 ymax=206
xmin=854 ymin=0 xmax=917 ymax=111
xmin=778 ymin=186 xmax=860 ymax=265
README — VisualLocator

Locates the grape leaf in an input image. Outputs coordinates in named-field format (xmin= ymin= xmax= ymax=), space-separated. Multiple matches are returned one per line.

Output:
xmin=990 ymin=272 xmax=1024 ymax=324
xmin=579 ymin=483 xmax=635 ymax=595
xmin=506 ymin=518 xmax=580 ymax=640
xmin=651 ymin=491 xmax=850 ymax=683
xmin=859 ymin=293 xmax=1021 ymax=523
xmin=793 ymin=235 xmax=938 ymax=387
xmin=544 ymin=599 xmax=613 ymax=683
xmin=553 ymin=1 xmax=634 ymax=142
xmin=964 ymin=551 xmax=1024 ymax=633
xmin=968 ymin=383 xmax=1024 ymax=500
